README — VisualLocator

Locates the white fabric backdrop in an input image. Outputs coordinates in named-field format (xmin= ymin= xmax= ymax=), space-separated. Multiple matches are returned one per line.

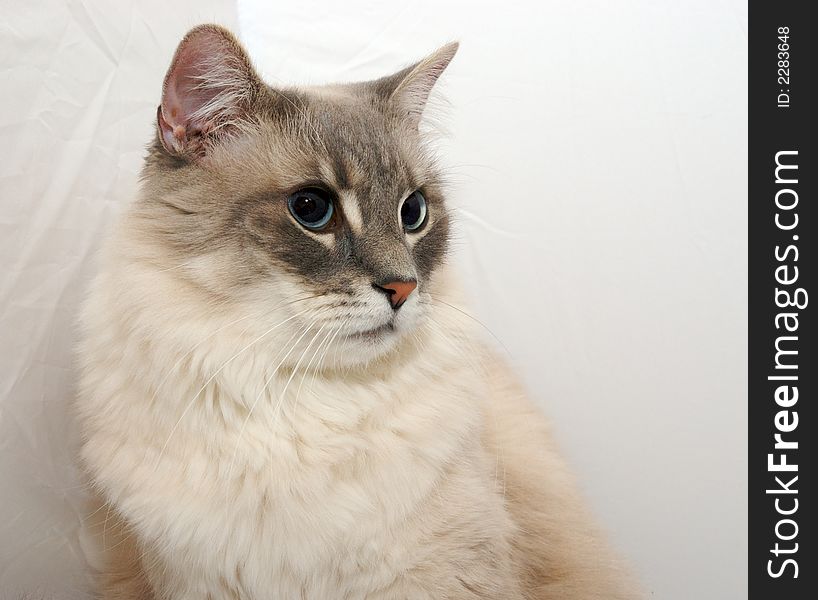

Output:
xmin=0 ymin=1 xmax=747 ymax=598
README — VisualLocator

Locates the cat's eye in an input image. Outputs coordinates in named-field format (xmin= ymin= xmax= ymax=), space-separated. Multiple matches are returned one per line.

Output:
xmin=401 ymin=190 xmax=427 ymax=232
xmin=287 ymin=187 xmax=334 ymax=231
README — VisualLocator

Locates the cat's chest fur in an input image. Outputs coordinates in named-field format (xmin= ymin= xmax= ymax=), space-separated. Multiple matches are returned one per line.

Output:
xmin=83 ymin=332 xmax=513 ymax=597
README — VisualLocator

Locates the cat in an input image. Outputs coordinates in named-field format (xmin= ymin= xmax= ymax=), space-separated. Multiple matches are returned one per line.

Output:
xmin=75 ymin=24 xmax=638 ymax=600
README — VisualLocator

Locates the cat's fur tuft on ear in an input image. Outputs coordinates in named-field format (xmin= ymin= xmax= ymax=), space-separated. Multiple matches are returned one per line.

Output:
xmin=374 ymin=42 xmax=459 ymax=129
xmin=157 ymin=24 xmax=260 ymax=158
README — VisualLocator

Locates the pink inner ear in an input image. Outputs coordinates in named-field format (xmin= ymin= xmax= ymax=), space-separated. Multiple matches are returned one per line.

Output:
xmin=158 ymin=30 xmax=245 ymax=155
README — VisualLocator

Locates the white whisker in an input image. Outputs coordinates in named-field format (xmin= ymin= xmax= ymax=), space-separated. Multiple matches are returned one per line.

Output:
xmin=155 ymin=306 xmax=313 ymax=467
xmin=270 ymin=321 xmax=327 ymax=426
xmin=224 ymin=317 xmax=320 ymax=489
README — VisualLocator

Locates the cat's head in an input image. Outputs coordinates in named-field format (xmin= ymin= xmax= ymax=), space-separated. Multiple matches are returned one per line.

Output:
xmin=135 ymin=25 xmax=458 ymax=368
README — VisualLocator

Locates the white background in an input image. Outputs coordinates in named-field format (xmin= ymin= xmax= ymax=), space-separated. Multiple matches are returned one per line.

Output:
xmin=0 ymin=1 xmax=747 ymax=598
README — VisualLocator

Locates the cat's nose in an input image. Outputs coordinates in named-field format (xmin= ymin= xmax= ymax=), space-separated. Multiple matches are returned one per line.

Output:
xmin=373 ymin=280 xmax=417 ymax=310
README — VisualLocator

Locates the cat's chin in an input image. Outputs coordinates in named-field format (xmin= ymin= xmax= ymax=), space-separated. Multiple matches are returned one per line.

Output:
xmin=332 ymin=322 xmax=413 ymax=368
xmin=348 ymin=322 xmax=397 ymax=341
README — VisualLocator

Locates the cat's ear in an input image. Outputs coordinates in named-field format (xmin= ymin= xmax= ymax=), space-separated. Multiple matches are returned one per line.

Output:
xmin=157 ymin=24 xmax=260 ymax=158
xmin=374 ymin=42 xmax=459 ymax=129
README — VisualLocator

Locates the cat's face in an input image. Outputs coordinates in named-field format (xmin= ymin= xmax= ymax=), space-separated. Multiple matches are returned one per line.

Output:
xmin=137 ymin=25 xmax=457 ymax=367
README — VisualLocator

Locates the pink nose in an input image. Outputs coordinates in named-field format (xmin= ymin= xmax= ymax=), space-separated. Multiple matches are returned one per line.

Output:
xmin=374 ymin=280 xmax=417 ymax=310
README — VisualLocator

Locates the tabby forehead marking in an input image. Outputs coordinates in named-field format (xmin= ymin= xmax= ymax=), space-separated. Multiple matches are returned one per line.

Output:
xmin=339 ymin=191 xmax=364 ymax=234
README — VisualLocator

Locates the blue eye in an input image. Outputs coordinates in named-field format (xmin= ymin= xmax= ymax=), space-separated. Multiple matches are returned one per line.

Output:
xmin=287 ymin=188 xmax=334 ymax=230
xmin=401 ymin=190 xmax=427 ymax=231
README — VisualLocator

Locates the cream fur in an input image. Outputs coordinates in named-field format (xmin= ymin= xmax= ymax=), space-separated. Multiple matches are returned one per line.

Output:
xmin=77 ymin=219 xmax=638 ymax=599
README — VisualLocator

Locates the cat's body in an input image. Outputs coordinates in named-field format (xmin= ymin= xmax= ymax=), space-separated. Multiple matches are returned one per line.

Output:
xmin=76 ymin=25 xmax=636 ymax=599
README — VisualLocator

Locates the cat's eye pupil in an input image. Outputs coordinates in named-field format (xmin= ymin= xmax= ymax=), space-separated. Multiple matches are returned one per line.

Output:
xmin=292 ymin=196 xmax=318 ymax=219
xmin=287 ymin=188 xmax=334 ymax=230
xmin=401 ymin=191 xmax=427 ymax=232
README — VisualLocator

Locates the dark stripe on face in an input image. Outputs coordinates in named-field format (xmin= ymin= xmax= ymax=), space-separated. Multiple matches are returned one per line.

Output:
xmin=412 ymin=213 xmax=450 ymax=280
xmin=241 ymin=203 xmax=341 ymax=280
